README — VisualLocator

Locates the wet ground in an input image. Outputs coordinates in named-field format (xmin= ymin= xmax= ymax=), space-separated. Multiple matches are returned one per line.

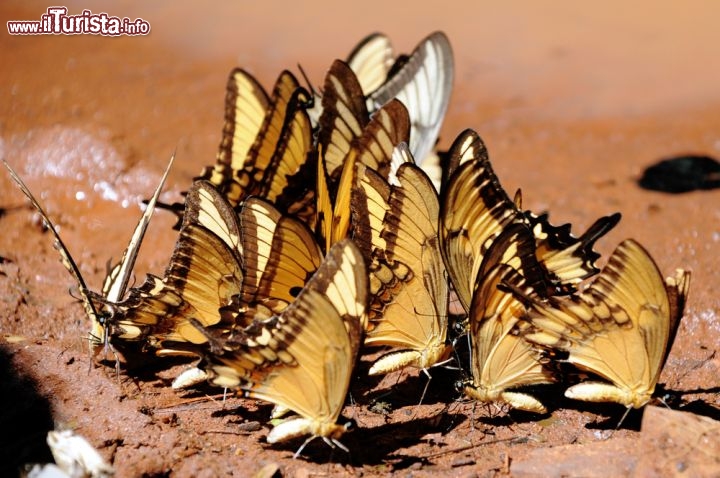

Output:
xmin=1 ymin=1 xmax=719 ymax=476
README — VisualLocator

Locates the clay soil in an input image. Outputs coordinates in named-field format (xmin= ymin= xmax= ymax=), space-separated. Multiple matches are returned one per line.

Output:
xmin=1 ymin=2 xmax=719 ymax=477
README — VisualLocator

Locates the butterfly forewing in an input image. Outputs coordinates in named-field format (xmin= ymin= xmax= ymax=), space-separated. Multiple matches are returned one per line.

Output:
xmin=346 ymin=32 xmax=394 ymax=95
xmin=3 ymin=160 xmax=104 ymax=342
xmin=105 ymin=158 xmax=173 ymax=302
xmin=318 ymin=60 xmax=370 ymax=178
xmin=209 ymin=68 xmax=270 ymax=184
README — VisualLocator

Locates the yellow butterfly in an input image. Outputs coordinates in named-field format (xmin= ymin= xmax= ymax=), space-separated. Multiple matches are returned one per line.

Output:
xmin=2 ymin=156 xmax=173 ymax=359
xmin=441 ymin=129 xmax=621 ymax=315
xmin=352 ymin=162 xmax=451 ymax=375
xmin=506 ymin=239 xmax=690 ymax=411
xmin=116 ymin=182 xmax=324 ymax=357
xmin=462 ymin=223 xmax=557 ymax=413
xmin=112 ymin=180 xmax=244 ymax=354
xmin=201 ymin=239 xmax=368 ymax=457
xmin=163 ymin=70 xmax=316 ymax=228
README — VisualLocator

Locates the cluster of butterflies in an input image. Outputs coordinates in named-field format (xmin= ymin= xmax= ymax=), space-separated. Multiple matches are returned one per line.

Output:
xmin=5 ymin=31 xmax=691 ymax=458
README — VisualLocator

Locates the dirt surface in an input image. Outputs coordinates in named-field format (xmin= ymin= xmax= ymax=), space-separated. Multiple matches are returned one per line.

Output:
xmin=1 ymin=1 xmax=720 ymax=477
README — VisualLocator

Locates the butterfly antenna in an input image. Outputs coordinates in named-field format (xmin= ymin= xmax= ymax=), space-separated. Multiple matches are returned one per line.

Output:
xmin=297 ymin=63 xmax=322 ymax=97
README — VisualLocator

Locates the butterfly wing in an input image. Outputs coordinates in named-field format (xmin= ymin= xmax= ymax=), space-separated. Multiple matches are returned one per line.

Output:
xmin=207 ymin=240 xmax=367 ymax=441
xmin=441 ymin=131 xmax=519 ymax=311
xmin=102 ymin=154 xmax=175 ymax=304
xmin=346 ymin=32 xmax=394 ymax=95
xmin=367 ymin=31 xmax=454 ymax=165
xmin=353 ymin=163 xmax=450 ymax=373
xmin=354 ymin=99 xmax=411 ymax=182
xmin=3 ymin=160 xmax=104 ymax=343
xmin=318 ymin=60 xmax=370 ymax=178
xmin=201 ymin=68 xmax=270 ymax=196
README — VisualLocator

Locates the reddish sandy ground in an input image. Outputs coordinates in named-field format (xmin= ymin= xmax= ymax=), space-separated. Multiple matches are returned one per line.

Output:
xmin=1 ymin=1 xmax=719 ymax=477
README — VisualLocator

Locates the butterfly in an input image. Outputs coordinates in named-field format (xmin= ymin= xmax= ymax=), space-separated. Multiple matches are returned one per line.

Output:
xmin=366 ymin=31 xmax=454 ymax=166
xmin=163 ymin=69 xmax=316 ymax=227
xmin=111 ymin=179 xmax=245 ymax=355
xmin=504 ymin=239 xmax=691 ymax=411
xmin=461 ymin=223 xmax=557 ymax=413
xmin=2 ymin=156 xmax=173 ymax=358
xmin=116 ymin=182 xmax=324 ymax=357
xmin=441 ymin=128 xmax=622 ymax=315
xmin=351 ymin=161 xmax=451 ymax=375
xmin=199 ymin=239 xmax=368 ymax=457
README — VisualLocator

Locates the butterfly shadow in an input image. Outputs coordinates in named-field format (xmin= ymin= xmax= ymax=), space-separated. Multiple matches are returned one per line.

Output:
xmin=264 ymin=408 xmax=467 ymax=467
xmin=656 ymin=383 xmax=720 ymax=422
xmin=353 ymin=358 xmax=463 ymax=410
xmin=553 ymin=383 xmax=720 ymax=431
xmin=0 ymin=344 xmax=55 ymax=475
xmin=103 ymin=344 xmax=197 ymax=385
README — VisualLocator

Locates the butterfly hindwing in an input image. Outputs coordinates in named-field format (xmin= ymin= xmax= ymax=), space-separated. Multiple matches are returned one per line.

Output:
xmin=203 ymin=68 xmax=270 ymax=196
